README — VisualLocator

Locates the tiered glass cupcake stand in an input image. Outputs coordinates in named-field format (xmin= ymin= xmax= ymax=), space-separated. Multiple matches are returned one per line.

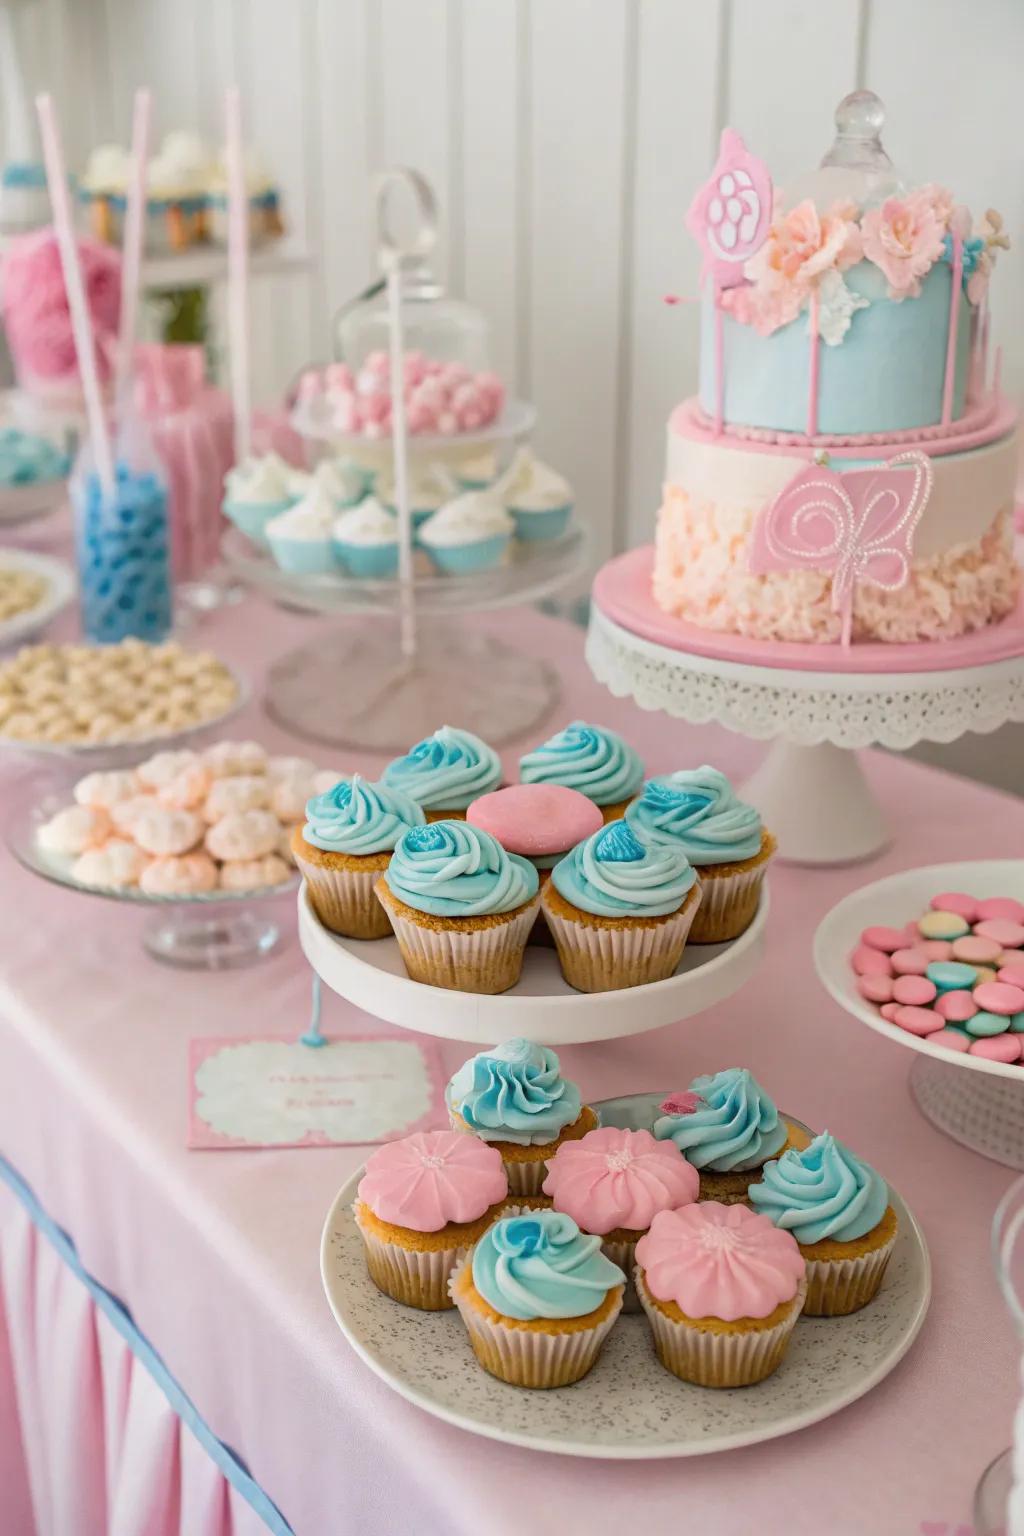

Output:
xmin=587 ymin=547 xmax=1024 ymax=866
xmin=815 ymin=859 xmax=1024 ymax=1170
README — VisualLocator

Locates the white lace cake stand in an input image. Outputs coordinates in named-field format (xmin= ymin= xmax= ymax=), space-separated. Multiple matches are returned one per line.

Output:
xmin=588 ymin=549 xmax=1024 ymax=866
xmin=814 ymin=860 xmax=1024 ymax=1168
xmin=298 ymin=881 xmax=767 ymax=1046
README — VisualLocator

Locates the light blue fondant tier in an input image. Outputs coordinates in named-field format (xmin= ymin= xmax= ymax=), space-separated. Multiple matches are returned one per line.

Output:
xmin=699 ymin=261 xmax=971 ymax=437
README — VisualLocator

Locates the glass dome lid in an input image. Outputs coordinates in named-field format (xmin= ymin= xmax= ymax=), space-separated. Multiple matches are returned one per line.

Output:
xmin=782 ymin=90 xmax=904 ymax=210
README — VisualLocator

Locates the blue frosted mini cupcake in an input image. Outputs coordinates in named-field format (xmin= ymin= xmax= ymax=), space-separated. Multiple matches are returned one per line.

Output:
xmin=378 ymin=463 xmax=452 ymax=531
xmin=419 ymin=492 xmax=513 ymax=575
xmin=626 ymin=766 xmax=775 ymax=943
xmin=310 ymin=456 xmax=370 ymax=511
xmin=265 ymin=481 xmax=338 ymax=575
xmin=222 ymin=452 xmax=302 ymax=546
xmin=520 ymin=721 xmax=644 ymax=824
xmin=332 ymin=496 xmax=398 ymax=578
xmin=653 ymin=1067 xmax=811 ymax=1205
xmin=382 ymin=725 xmax=501 ymax=820
xmin=494 ymin=447 xmax=573 ymax=541
xmin=749 ymin=1131 xmax=897 ymax=1316
xmin=446 ymin=1037 xmax=595 ymax=1196
xmin=375 ymin=820 xmax=540 ymax=994
xmin=542 ymin=819 xmax=701 ymax=992
xmin=293 ymin=773 xmax=424 ymax=937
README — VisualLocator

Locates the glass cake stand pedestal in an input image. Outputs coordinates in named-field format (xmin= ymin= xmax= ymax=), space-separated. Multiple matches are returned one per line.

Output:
xmin=588 ymin=548 xmax=1024 ymax=867
xmin=223 ymin=526 xmax=587 ymax=752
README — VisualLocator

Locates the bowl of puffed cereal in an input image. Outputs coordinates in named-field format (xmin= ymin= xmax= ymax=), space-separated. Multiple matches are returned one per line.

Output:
xmin=0 ymin=637 xmax=246 ymax=763
xmin=0 ymin=550 xmax=74 ymax=647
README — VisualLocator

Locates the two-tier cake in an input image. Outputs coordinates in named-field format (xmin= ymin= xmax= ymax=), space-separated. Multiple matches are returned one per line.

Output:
xmin=652 ymin=92 xmax=1019 ymax=646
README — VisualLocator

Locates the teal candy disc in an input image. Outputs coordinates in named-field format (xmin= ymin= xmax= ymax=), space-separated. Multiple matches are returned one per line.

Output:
xmin=926 ymin=961 xmax=978 ymax=994
xmin=1010 ymin=1013 xmax=1024 ymax=1033
xmin=966 ymin=1011 xmax=1011 ymax=1038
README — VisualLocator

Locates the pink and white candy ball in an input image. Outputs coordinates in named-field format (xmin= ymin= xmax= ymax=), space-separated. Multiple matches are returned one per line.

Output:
xmin=298 ymin=352 xmax=505 ymax=439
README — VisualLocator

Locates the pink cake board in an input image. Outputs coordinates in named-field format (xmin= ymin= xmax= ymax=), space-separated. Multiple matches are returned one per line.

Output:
xmin=593 ymin=546 xmax=1024 ymax=675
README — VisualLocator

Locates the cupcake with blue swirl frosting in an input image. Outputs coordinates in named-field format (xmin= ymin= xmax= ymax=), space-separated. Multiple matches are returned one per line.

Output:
xmin=625 ymin=766 xmax=775 ymax=943
xmin=446 ymin=1038 xmax=596 ymax=1196
xmin=519 ymin=722 xmax=644 ymax=823
xmin=449 ymin=1210 xmax=625 ymax=1387
xmin=543 ymin=819 xmax=702 ymax=992
xmin=376 ymin=819 xmax=540 ymax=994
xmin=749 ymin=1131 xmax=897 ymax=1316
xmin=653 ymin=1067 xmax=811 ymax=1205
xmin=382 ymin=725 xmax=501 ymax=821
xmin=292 ymin=773 xmax=424 ymax=938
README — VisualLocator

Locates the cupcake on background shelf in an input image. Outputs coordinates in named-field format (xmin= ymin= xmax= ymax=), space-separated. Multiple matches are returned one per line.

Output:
xmin=265 ymin=480 xmax=337 ymax=575
xmin=222 ymin=451 xmax=303 ymax=545
xmin=749 ymin=1132 xmax=898 ymax=1316
xmin=519 ymin=722 xmax=644 ymax=824
xmin=418 ymin=491 xmax=514 ymax=575
xmin=626 ymin=766 xmax=775 ymax=942
xmin=381 ymin=725 xmax=501 ymax=820
xmin=292 ymin=774 xmax=423 ymax=938
xmin=140 ymin=131 xmax=212 ymax=252
xmin=332 ymin=496 xmax=399 ymax=578
xmin=207 ymin=147 xmax=283 ymax=247
xmin=542 ymin=1125 xmax=699 ymax=1310
xmin=353 ymin=1129 xmax=508 ymax=1311
xmin=542 ymin=820 xmax=701 ymax=992
xmin=78 ymin=144 xmax=130 ymax=244
xmin=653 ymin=1067 xmax=811 ymax=1204
xmin=375 ymin=820 xmax=540 ymax=994
xmin=446 ymin=1037 xmax=596 ymax=1197
xmin=493 ymin=447 xmax=574 ymax=541
xmin=635 ymin=1202 xmax=807 ymax=1388
xmin=449 ymin=1209 xmax=625 ymax=1387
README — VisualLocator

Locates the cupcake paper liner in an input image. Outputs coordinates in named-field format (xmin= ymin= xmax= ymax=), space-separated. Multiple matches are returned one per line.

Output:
xmin=447 ymin=1108 xmax=559 ymax=1197
xmin=600 ymin=1235 xmax=641 ymax=1313
xmin=296 ymin=855 xmax=391 ymax=938
xmin=801 ymin=1232 xmax=896 ymax=1317
xmin=353 ymin=1207 xmax=465 ymax=1311
xmin=636 ymin=1268 xmax=806 ymax=1388
xmin=380 ymin=892 xmax=539 ymax=994
xmin=688 ymin=862 xmax=768 ymax=945
xmin=449 ymin=1256 xmax=623 ymax=1388
xmin=542 ymin=886 xmax=701 ymax=993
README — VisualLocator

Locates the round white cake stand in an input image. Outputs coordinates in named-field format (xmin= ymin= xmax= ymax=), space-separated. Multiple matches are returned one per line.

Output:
xmin=224 ymin=527 xmax=587 ymax=752
xmin=815 ymin=860 xmax=1024 ymax=1169
xmin=298 ymin=881 xmax=768 ymax=1046
xmin=587 ymin=594 xmax=1024 ymax=867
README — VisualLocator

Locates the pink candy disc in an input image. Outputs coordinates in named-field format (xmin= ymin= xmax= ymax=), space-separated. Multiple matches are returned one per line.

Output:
xmin=466 ymin=784 xmax=604 ymax=858
xmin=935 ymin=990 xmax=979 ymax=1023
xmin=857 ymin=975 xmax=893 ymax=1004
xmin=893 ymin=1005 xmax=944 ymax=1036
xmin=892 ymin=976 xmax=938 ymax=1007
xmin=919 ymin=940 xmax=954 ymax=962
xmin=932 ymin=1029 xmax=971 ymax=1053
xmin=852 ymin=946 xmax=892 ymax=977
xmin=969 ymin=1035 xmax=1022 ymax=1063
xmin=974 ymin=981 xmax=1024 ymax=1016
xmin=879 ymin=1003 xmax=901 ymax=1023
xmin=977 ymin=897 xmax=1024 ymax=924
xmin=952 ymin=935 xmax=1004 ymax=964
xmin=975 ymin=919 xmax=1024 ymax=949
xmin=998 ymin=966 xmax=1024 ymax=989
xmin=861 ymin=925 xmax=911 ymax=953
xmin=890 ymin=948 xmax=930 ymax=976
xmin=931 ymin=892 xmax=980 ymax=922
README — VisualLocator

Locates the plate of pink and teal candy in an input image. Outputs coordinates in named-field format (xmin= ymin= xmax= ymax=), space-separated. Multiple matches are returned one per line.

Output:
xmin=814 ymin=862 xmax=1024 ymax=1081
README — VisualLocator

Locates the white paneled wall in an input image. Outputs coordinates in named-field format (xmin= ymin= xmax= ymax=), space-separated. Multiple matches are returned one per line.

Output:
xmin=7 ymin=0 xmax=1024 ymax=573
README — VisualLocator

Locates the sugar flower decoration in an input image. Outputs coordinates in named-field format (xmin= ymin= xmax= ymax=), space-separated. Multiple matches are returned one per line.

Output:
xmin=861 ymin=191 xmax=947 ymax=300
xmin=813 ymin=268 xmax=870 ymax=347
xmin=721 ymin=198 xmax=862 ymax=336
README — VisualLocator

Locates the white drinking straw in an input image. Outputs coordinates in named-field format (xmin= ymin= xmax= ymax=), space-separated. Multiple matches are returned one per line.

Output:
xmin=225 ymin=86 xmax=251 ymax=464
xmin=114 ymin=88 xmax=152 ymax=409
xmin=386 ymin=261 xmax=415 ymax=658
xmin=36 ymin=93 xmax=115 ymax=495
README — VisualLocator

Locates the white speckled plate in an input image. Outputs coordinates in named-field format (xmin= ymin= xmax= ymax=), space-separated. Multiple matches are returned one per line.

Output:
xmin=320 ymin=1095 xmax=931 ymax=1457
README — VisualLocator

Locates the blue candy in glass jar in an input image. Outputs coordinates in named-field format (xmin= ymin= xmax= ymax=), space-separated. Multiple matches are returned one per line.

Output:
xmin=72 ymin=444 xmax=172 ymax=644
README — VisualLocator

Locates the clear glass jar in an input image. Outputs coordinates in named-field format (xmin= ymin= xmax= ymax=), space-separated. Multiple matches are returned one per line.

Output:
xmin=333 ymin=258 xmax=490 ymax=373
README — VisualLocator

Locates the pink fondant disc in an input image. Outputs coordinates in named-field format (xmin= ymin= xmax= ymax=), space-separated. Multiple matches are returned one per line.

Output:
xmin=893 ymin=1005 xmax=944 ymax=1036
xmin=890 ymin=948 xmax=930 ymax=976
xmin=466 ymin=783 xmax=603 ymax=858
xmin=977 ymin=898 xmax=1024 ymax=924
xmin=975 ymin=919 xmax=1024 ymax=949
xmin=932 ymin=1029 xmax=971 ymax=1053
xmin=935 ymin=990 xmax=978 ymax=1023
xmin=892 ymin=975 xmax=938 ymax=1007
xmin=969 ymin=1035 xmax=1022 ymax=1063
xmin=952 ymin=935 xmax=1003 ymax=965
xmin=931 ymin=892 xmax=980 ymax=922
xmin=974 ymin=981 xmax=1024 ymax=1016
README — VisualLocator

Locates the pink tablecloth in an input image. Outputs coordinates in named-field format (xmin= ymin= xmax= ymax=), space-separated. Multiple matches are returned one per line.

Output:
xmin=1 ymin=589 xmax=1021 ymax=1536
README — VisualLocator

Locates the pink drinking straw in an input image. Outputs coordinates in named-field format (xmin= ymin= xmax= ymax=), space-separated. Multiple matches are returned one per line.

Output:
xmin=114 ymin=88 xmax=152 ymax=410
xmin=36 ymin=94 xmax=115 ymax=495
xmin=941 ymin=231 xmax=963 ymax=427
xmin=807 ymin=286 xmax=821 ymax=436
xmin=225 ymin=86 xmax=251 ymax=464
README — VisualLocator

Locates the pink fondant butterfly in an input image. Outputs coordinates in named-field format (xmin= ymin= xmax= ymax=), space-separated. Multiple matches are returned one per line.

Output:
xmin=748 ymin=451 xmax=934 ymax=647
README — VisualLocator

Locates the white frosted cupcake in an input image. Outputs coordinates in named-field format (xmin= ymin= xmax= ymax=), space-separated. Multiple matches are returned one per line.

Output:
xmin=377 ymin=462 xmax=452 ymax=529
xmin=265 ymin=481 xmax=338 ymax=575
xmin=493 ymin=447 xmax=573 ymax=540
xmin=419 ymin=492 xmax=514 ymax=575
xmin=309 ymin=456 xmax=369 ymax=511
xmin=223 ymin=452 xmax=301 ymax=545
xmin=333 ymin=495 xmax=399 ymax=578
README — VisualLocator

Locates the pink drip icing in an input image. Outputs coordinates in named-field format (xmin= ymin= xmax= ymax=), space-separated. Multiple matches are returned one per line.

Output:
xmin=807 ymin=288 xmax=820 ymax=438
xmin=941 ymin=232 xmax=963 ymax=426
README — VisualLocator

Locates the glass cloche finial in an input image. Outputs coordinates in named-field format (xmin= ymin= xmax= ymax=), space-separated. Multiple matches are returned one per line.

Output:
xmin=821 ymin=90 xmax=893 ymax=174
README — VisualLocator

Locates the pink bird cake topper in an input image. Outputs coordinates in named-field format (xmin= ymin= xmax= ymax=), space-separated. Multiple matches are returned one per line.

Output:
xmin=748 ymin=451 xmax=934 ymax=647
xmin=686 ymin=128 xmax=773 ymax=289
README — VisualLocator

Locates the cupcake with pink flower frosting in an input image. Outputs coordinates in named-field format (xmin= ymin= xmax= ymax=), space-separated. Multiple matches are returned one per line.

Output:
xmin=635 ymin=1202 xmax=807 ymax=1388
xmin=542 ymin=1126 xmax=698 ymax=1310
xmin=353 ymin=1129 xmax=508 ymax=1310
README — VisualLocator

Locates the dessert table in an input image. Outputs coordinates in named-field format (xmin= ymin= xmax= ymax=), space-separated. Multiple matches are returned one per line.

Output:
xmin=1 ymin=576 xmax=1021 ymax=1536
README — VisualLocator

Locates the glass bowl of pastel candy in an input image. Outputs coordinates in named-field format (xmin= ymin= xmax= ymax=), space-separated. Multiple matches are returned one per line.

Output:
xmin=850 ymin=893 xmax=1024 ymax=1062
